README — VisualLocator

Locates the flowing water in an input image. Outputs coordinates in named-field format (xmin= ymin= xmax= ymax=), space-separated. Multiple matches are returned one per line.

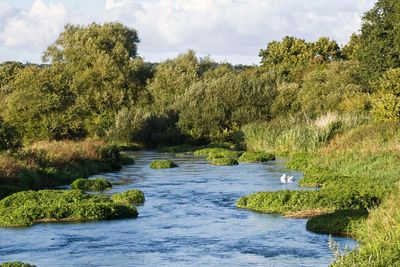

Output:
xmin=0 ymin=151 xmax=356 ymax=266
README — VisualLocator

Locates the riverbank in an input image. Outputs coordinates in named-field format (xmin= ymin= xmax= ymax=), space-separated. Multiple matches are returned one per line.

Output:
xmin=0 ymin=140 xmax=134 ymax=199
xmin=238 ymin=119 xmax=400 ymax=265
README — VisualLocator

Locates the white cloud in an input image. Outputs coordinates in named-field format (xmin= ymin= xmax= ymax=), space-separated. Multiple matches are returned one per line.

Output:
xmin=0 ymin=0 xmax=377 ymax=64
xmin=0 ymin=0 xmax=69 ymax=52
xmin=102 ymin=0 xmax=376 ymax=64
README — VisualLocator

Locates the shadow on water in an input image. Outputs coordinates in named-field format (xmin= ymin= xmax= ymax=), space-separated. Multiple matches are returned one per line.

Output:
xmin=0 ymin=151 xmax=356 ymax=267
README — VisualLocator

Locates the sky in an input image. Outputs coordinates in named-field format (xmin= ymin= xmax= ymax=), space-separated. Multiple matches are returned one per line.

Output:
xmin=0 ymin=0 xmax=377 ymax=65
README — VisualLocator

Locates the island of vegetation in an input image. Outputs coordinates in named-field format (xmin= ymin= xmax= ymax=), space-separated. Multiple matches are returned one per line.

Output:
xmin=149 ymin=159 xmax=178 ymax=169
xmin=112 ymin=189 xmax=145 ymax=205
xmin=71 ymin=178 xmax=112 ymax=191
xmin=0 ymin=190 xmax=138 ymax=227
xmin=0 ymin=0 xmax=399 ymax=265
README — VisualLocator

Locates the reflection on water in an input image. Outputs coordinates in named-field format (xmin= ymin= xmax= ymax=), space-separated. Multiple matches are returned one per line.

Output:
xmin=0 ymin=151 xmax=356 ymax=266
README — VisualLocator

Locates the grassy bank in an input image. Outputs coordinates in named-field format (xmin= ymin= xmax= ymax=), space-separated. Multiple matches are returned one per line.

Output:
xmin=238 ymin=117 xmax=400 ymax=265
xmin=0 ymin=140 xmax=134 ymax=199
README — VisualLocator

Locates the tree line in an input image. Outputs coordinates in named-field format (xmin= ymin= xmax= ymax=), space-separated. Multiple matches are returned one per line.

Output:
xmin=0 ymin=0 xmax=399 ymax=149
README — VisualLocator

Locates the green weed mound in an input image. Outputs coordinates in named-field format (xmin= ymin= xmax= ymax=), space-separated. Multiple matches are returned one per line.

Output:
xmin=71 ymin=178 xmax=112 ymax=191
xmin=210 ymin=158 xmax=239 ymax=166
xmin=0 ymin=262 xmax=36 ymax=267
xmin=193 ymin=148 xmax=241 ymax=160
xmin=112 ymin=189 xmax=145 ymax=205
xmin=306 ymin=209 xmax=368 ymax=236
xmin=0 ymin=190 xmax=137 ymax=227
xmin=237 ymin=189 xmax=378 ymax=215
xmin=238 ymin=151 xmax=276 ymax=163
xmin=149 ymin=159 xmax=178 ymax=169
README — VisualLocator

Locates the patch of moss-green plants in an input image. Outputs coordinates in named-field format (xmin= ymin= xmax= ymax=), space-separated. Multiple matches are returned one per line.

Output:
xmin=210 ymin=158 xmax=239 ymax=166
xmin=0 ymin=262 xmax=36 ymax=267
xmin=238 ymin=151 xmax=276 ymax=163
xmin=149 ymin=159 xmax=178 ymax=169
xmin=0 ymin=190 xmax=137 ymax=227
xmin=112 ymin=189 xmax=145 ymax=205
xmin=306 ymin=209 xmax=368 ymax=236
xmin=193 ymin=148 xmax=241 ymax=160
xmin=71 ymin=178 xmax=112 ymax=191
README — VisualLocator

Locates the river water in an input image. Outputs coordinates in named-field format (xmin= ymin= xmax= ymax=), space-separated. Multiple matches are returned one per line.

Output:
xmin=0 ymin=151 xmax=356 ymax=266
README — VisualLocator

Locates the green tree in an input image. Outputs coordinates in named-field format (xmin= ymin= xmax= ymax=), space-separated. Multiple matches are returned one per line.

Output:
xmin=178 ymin=69 xmax=275 ymax=141
xmin=357 ymin=0 xmax=400 ymax=83
xmin=298 ymin=61 xmax=367 ymax=118
xmin=259 ymin=36 xmax=342 ymax=82
xmin=3 ymin=65 xmax=85 ymax=141
xmin=42 ymin=22 xmax=144 ymax=137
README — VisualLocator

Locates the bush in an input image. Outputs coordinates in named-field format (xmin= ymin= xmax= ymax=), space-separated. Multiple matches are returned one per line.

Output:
xmin=0 ymin=117 xmax=21 ymax=151
xmin=238 ymin=151 xmax=275 ymax=163
xmin=71 ymin=178 xmax=112 ymax=191
xmin=149 ymin=160 xmax=178 ymax=169
xmin=0 ymin=190 xmax=137 ymax=227
xmin=111 ymin=189 xmax=145 ymax=205
xmin=210 ymin=158 xmax=238 ymax=166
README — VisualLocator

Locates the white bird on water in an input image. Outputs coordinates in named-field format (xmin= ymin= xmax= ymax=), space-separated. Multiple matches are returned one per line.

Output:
xmin=280 ymin=174 xmax=294 ymax=183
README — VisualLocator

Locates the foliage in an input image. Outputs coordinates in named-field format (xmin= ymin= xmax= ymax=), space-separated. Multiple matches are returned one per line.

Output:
xmin=70 ymin=178 xmax=112 ymax=191
xmin=259 ymin=36 xmax=342 ymax=82
xmin=0 ymin=190 xmax=137 ymax=227
xmin=0 ymin=117 xmax=21 ymax=151
xmin=149 ymin=160 xmax=178 ymax=169
xmin=178 ymin=68 xmax=275 ymax=142
xmin=371 ymin=68 xmax=400 ymax=121
xmin=356 ymin=0 xmax=400 ymax=83
xmin=238 ymin=151 xmax=275 ymax=163
xmin=111 ymin=189 xmax=145 ymax=205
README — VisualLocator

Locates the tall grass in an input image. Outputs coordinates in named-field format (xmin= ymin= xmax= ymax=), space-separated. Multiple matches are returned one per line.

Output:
xmin=241 ymin=113 xmax=368 ymax=155
xmin=333 ymin=189 xmax=400 ymax=266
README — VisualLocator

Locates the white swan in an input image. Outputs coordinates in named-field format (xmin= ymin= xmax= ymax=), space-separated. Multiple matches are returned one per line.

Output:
xmin=280 ymin=174 xmax=294 ymax=183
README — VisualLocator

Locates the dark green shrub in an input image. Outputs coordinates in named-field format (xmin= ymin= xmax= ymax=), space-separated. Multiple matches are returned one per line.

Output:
xmin=0 ymin=190 xmax=137 ymax=227
xmin=99 ymin=145 xmax=121 ymax=169
xmin=149 ymin=160 xmax=178 ymax=169
xmin=71 ymin=178 xmax=112 ymax=191
xmin=238 ymin=151 xmax=275 ymax=163
xmin=112 ymin=189 xmax=145 ymax=205
xmin=0 ymin=117 xmax=21 ymax=151
xmin=210 ymin=158 xmax=239 ymax=166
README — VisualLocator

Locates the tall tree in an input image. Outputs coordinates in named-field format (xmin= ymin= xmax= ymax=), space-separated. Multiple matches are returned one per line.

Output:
xmin=42 ymin=22 xmax=143 ymax=137
xmin=357 ymin=0 xmax=400 ymax=83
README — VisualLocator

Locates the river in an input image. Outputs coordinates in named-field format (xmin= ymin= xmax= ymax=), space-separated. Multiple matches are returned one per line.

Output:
xmin=0 ymin=151 xmax=356 ymax=266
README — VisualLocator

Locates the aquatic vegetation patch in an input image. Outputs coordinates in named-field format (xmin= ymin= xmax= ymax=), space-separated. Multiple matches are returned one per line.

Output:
xmin=238 ymin=151 xmax=275 ymax=163
xmin=210 ymin=158 xmax=239 ymax=166
xmin=193 ymin=148 xmax=240 ymax=160
xmin=0 ymin=190 xmax=137 ymax=227
xmin=0 ymin=262 xmax=36 ymax=267
xmin=149 ymin=159 xmax=178 ymax=169
xmin=71 ymin=178 xmax=112 ymax=191
xmin=112 ymin=189 xmax=145 ymax=205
